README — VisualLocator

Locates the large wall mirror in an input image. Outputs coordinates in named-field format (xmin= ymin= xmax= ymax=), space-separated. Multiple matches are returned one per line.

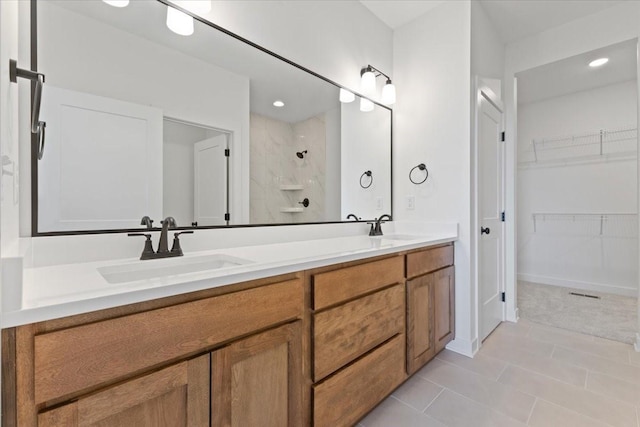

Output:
xmin=32 ymin=0 xmax=392 ymax=234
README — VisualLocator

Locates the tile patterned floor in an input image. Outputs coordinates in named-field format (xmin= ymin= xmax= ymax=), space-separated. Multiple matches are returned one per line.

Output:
xmin=359 ymin=319 xmax=640 ymax=427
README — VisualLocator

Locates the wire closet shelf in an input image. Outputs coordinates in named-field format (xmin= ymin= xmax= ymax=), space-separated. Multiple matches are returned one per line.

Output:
xmin=531 ymin=213 xmax=638 ymax=238
xmin=519 ymin=125 xmax=637 ymax=167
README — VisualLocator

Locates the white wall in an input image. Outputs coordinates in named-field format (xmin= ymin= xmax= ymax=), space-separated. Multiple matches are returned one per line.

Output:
xmin=504 ymin=1 xmax=640 ymax=321
xmin=517 ymin=81 xmax=638 ymax=295
xmin=340 ymin=101 xmax=391 ymax=220
xmin=201 ymin=1 xmax=393 ymax=93
xmin=393 ymin=1 xmax=474 ymax=355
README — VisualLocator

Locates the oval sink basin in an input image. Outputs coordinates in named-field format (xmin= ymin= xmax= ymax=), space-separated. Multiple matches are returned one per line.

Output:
xmin=376 ymin=234 xmax=424 ymax=241
xmin=98 ymin=254 xmax=253 ymax=284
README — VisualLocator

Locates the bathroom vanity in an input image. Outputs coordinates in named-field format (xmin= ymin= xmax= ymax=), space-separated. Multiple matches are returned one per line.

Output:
xmin=1 ymin=232 xmax=455 ymax=427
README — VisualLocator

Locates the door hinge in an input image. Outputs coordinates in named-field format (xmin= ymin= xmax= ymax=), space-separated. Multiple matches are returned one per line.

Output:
xmin=501 ymin=292 xmax=506 ymax=302
xmin=224 ymin=213 xmax=230 ymax=221
xmin=501 ymin=131 xmax=505 ymax=142
xmin=224 ymin=148 xmax=230 ymax=157
xmin=501 ymin=211 xmax=505 ymax=222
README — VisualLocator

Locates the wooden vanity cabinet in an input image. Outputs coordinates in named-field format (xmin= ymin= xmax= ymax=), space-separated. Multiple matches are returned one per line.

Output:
xmin=4 ymin=275 xmax=305 ymax=427
xmin=211 ymin=321 xmax=303 ymax=427
xmin=310 ymin=255 xmax=407 ymax=427
xmin=406 ymin=244 xmax=455 ymax=375
xmin=38 ymin=354 xmax=211 ymax=427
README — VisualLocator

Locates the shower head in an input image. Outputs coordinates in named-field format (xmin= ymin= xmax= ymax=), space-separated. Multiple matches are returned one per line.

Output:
xmin=296 ymin=150 xmax=307 ymax=159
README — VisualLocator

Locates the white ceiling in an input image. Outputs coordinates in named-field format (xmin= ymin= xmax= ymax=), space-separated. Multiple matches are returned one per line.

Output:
xmin=359 ymin=1 xmax=445 ymax=29
xmin=361 ymin=0 xmax=626 ymax=43
xmin=516 ymin=38 xmax=637 ymax=104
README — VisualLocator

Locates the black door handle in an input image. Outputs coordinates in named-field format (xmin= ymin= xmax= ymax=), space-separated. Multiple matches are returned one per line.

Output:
xmin=481 ymin=227 xmax=491 ymax=235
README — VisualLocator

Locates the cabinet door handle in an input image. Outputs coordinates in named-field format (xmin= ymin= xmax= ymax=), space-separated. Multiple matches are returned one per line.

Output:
xmin=481 ymin=227 xmax=491 ymax=235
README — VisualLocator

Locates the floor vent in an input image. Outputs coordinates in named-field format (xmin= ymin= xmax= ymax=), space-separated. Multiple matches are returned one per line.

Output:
xmin=569 ymin=292 xmax=601 ymax=299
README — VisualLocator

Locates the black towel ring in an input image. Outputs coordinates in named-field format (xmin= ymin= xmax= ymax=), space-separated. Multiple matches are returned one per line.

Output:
xmin=360 ymin=170 xmax=373 ymax=189
xmin=409 ymin=163 xmax=428 ymax=185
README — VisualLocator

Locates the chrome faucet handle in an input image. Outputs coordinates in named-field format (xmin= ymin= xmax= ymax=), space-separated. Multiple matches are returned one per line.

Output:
xmin=128 ymin=233 xmax=155 ymax=260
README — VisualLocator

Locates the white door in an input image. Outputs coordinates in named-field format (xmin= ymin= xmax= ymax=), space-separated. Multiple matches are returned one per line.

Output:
xmin=38 ymin=86 xmax=163 ymax=232
xmin=478 ymin=87 xmax=505 ymax=341
xmin=194 ymin=135 xmax=227 ymax=226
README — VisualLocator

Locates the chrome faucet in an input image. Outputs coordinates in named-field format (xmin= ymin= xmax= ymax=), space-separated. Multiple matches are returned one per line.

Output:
xmin=157 ymin=217 xmax=176 ymax=254
xmin=368 ymin=214 xmax=392 ymax=236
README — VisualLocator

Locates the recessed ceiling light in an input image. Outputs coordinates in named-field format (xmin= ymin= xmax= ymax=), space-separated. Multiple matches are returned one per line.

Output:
xmin=589 ymin=58 xmax=609 ymax=68
xmin=273 ymin=100 xmax=285 ymax=107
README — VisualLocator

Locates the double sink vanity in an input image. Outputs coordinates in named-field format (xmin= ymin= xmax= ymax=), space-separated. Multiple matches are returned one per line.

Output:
xmin=1 ymin=222 xmax=457 ymax=427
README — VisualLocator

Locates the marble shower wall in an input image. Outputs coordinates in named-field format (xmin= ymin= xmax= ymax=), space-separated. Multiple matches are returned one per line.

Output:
xmin=250 ymin=113 xmax=326 ymax=223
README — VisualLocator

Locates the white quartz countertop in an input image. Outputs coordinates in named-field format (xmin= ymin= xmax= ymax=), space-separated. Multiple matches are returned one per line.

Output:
xmin=2 ymin=225 xmax=457 ymax=327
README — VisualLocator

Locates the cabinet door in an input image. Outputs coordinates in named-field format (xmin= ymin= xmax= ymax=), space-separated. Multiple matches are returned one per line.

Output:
xmin=434 ymin=266 xmax=455 ymax=352
xmin=211 ymin=322 xmax=303 ymax=427
xmin=37 ymin=354 xmax=210 ymax=427
xmin=406 ymin=274 xmax=435 ymax=375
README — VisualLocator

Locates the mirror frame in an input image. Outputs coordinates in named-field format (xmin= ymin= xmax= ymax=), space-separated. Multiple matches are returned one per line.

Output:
xmin=29 ymin=0 xmax=393 ymax=236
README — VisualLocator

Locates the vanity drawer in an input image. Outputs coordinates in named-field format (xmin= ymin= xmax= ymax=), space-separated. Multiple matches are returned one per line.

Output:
xmin=313 ymin=334 xmax=405 ymax=427
xmin=313 ymin=284 xmax=404 ymax=381
xmin=33 ymin=279 xmax=303 ymax=404
xmin=406 ymin=244 xmax=454 ymax=279
xmin=312 ymin=256 xmax=404 ymax=310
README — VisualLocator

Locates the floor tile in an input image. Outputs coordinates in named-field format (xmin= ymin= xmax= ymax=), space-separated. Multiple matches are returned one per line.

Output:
xmin=498 ymin=365 xmax=637 ymax=427
xmin=552 ymin=345 xmax=640 ymax=385
xmin=494 ymin=318 xmax=533 ymax=337
xmin=586 ymin=371 xmax=640 ymax=406
xmin=481 ymin=340 xmax=586 ymax=386
xmin=528 ymin=399 xmax=610 ymax=427
xmin=417 ymin=358 xmax=535 ymax=423
xmin=483 ymin=327 xmax=555 ymax=359
xmin=359 ymin=396 xmax=446 ymax=427
xmin=424 ymin=390 xmax=526 ymax=427
xmin=629 ymin=349 xmax=640 ymax=367
xmin=436 ymin=348 xmax=507 ymax=380
xmin=392 ymin=375 xmax=443 ymax=411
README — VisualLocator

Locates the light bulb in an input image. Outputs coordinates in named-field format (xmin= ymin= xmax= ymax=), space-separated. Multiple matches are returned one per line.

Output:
xmin=381 ymin=80 xmax=396 ymax=105
xmin=102 ymin=0 xmax=129 ymax=7
xmin=167 ymin=6 xmax=194 ymax=36
xmin=360 ymin=98 xmax=374 ymax=112
xmin=360 ymin=68 xmax=376 ymax=96
xmin=273 ymin=100 xmax=285 ymax=107
xmin=589 ymin=58 xmax=609 ymax=68
xmin=339 ymin=88 xmax=355 ymax=103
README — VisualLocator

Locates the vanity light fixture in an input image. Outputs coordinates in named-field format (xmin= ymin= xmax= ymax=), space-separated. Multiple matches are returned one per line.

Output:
xmin=360 ymin=64 xmax=396 ymax=105
xmin=102 ymin=0 xmax=129 ymax=7
xmin=360 ymin=98 xmax=374 ymax=112
xmin=339 ymin=88 xmax=355 ymax=103
xmin=589 ymin=57 xmax=609 ymax=68
xmin=166 ymin=6 xmax=194 ymax=36
xmin=360 ymin=66 xmax=376 ymax=95
xmin=273 ymin=100 xmax=285 ymax=107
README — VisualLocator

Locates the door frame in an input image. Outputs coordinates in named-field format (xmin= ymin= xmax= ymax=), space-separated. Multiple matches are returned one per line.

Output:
xmin=472 ymin=76 xmax=506 ymax=350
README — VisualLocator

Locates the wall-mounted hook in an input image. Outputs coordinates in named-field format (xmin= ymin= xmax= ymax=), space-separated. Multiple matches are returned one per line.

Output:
xmin=360 ymin=170 xmax=373 ymax=189
xmin=409 ymin=163 xmax=428 ymax=185
xmin=10 ymin=59 xmax=47 ymax=160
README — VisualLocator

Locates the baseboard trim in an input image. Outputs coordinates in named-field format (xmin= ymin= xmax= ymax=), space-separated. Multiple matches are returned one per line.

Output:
xmin=446 ymin=337 xmax=477 ymax=357
xmin=517 ymin=273 xmax=637 ymax=297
